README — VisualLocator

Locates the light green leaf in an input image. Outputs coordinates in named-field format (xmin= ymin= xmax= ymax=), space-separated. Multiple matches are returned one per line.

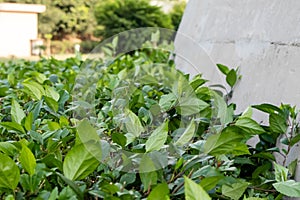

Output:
xmin=243 ymin=198 xmax=267 ymax=200
xmin=0 ymin=153 xmax=20 ymax=190
xmin=217 ymin=64 xmax=230 ymax=75
xmin=11 ymin=99 xmax=26 ymax=125
xmin=45 ymin=85 xmax=60 ymax=101
xmin=124 ymin=109 xmax=144 ymax=138
xmin=212 ymin=91 xmax=233 ymax=125
xmin=235 ymin=117 xmax=265 ymax=135
xmin=23 ymin=81 xmax=45 ymax=100
xmin=146 ymin=121 xmax=168 ymax=152
xmin=184 ymin=176 xmax=211 ymax=200
xmin=0 ymin=122 xmax=25 ymax=134
xmin=63 ymin=143 xmax=100 ymax=181
xmin=241 ymin=107 xmax=253 ymax=118
xmin=19 ymin=144 xmax=36 ymax=176
xmin=273 ymin=162 xmax=288 ymax=182
xmin=32 ymin=72 xmax=46 ymax=84
xmin=0 ymin=142 xmax=18 ymax=157
xmin=204 ymin=127 xmax=250 ymax=156
xmin=148 ymin=182 xmax=169 ymax=200
xmin=159 ymin=93 xmax=177 ymax=112
xmin=174 ymin=119 xmax=196 ymax=146
xmin=226 ymin=69 xmax=237 ymax=87
xmin=273 ymin=180 xmax=300 ymax=197
xmin=177 ymin=97 xmax=209 ymax=116
xmin=222 ymin=181 xmax=249 ymax=200
xmin=24 ymin=112 xmax=34 ymax=131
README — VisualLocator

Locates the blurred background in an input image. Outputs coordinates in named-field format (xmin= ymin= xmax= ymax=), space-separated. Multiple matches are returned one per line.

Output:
xmin=0 ymin=0 xmax=187 ymax=58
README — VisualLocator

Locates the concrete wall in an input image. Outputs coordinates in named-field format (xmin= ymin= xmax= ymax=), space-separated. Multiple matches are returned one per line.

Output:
xmin=0 ymin=3 xmax=45 ymax=57
xmin=175 ymin=0 xmax=300 ymax=187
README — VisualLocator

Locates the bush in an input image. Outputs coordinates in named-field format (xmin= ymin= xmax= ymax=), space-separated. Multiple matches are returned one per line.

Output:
xmin=170 ymin=1 xmax=187 ymax=30
xmin=80 ymin=40 xmax=100 ymax=53
xmin=94 ymin=0 xmax=173 ymax=39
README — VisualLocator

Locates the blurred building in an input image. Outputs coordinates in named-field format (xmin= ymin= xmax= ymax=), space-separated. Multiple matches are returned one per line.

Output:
xmin=0 ymin=3 xmax=45 ymax=57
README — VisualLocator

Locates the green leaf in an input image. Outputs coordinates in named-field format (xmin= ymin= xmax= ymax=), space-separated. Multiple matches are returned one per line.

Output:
xmin=0 ymin=153 xmax=20 ymax=190
xmin=0 ymin=122 xmax=25 ymax=134
xmin=184 ymin=176 xmax=211 ymax=200
xmin=19 ymin=144 xmax=36 ymax=176
xmin=204 ymin=127 xmax=250 ymax=156
xmin=124 ymin=109 xmax=144 ymax=138
xmin=45 ymin=85 xmax=60 ymax=101
xmin=159 ymin=93 xmax=177 ymax=112
xmin=252 ymin=104 xmax=283 ymax=114
xmin=226 ymin=69 xmax=237 ymax=87
xmin=241 ymin=107 xmax=253 ymax=118
xmin=222 ymin=181 xmax=249 ymax=200
xmin=139 ymin=171 xmax=157 ymax=192
xmin=216 ymin=64 xmax=230 ymax=75
xmin=273 ymin=162 xmax=288 ymax=182
xmin=112 ymin=132 xmax=126 ymax=147
xmin=11 ymin=99 xmax=26 ymax=125
xmin=200 ymin=176 xmax=224 ymax=191
xmin=146 ymin=121 xmax=168 ymax=152
xmin=23 ymin=81 xmax=45 ymax=100
xmin=63 ymin=143 xmax=99 ymax=181
xmin=269 ymin=113 xmax=287 ymax=133
xmin=0 ymin=142 xmax=18 ymax=156
xmin=174 ymin=119 xmax=196 ymax=146
xmin=235 ymin=117 xmax=265 ymax=135
xmin=44 ymin=96 xmax=59 ymax=112
xmin=177 ymin=97 xmax=209 ymax=116
xmin=212 ymin=91 xmax=233 ymax=125
xmin=273 ymin=180 xmax=300 ymax=197
xmin=148 ymin=183 xmax=169 ymax=200
xmin=24 ymin=112 xmax=34 ymax=131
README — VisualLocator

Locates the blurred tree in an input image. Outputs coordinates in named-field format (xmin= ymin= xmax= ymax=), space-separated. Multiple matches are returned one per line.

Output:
xmin=169 ymin=1 xmax=186 ymax=30
xmin=94 ymin=0 xmax=173 ymax=39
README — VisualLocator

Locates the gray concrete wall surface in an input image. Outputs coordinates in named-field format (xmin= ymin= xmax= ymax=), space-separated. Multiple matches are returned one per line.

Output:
xmin=174 ymin=0 xmax=300 ymax=193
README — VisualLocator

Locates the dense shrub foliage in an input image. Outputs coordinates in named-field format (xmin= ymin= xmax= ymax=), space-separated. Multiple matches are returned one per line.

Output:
xmin=0 ymin=41 xmax=300 ymax=200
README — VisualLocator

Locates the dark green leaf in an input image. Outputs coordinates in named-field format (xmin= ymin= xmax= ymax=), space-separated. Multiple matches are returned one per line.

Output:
xmin=216 ymin=64 xmax=230 ymax=75
xmin=226 ymin=69 xmax=237 ymax=88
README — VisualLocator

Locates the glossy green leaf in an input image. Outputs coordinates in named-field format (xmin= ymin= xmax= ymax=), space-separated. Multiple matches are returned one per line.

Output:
xmin=44 ymin=96 xmax=59 ymax=112
xmin=252 ymin=104 xmax=283 ymax=114
xmin=273 ymin=180 xmax=300 ymax=197
xmin=23 ymin=81 xmax=45 ymax=100
xmin=124 ymin=109 xmax=144 ymax=139
xmin=222 ymin=181 xmax=249 ymax=200
xmin=269 ymin=113 xmax=287 ymax=133
xmin=0 ymin=153 xmax=20 ymax=190
xmin=24 ymin=112 xmax=34 ymax=131
xmin=273 ymin=162 xmax=288 ymax=182
xmin=0 ymin=142 xmax=18 ymax=157
xmin=63 ymin=143 xmax=99 ymax=181
xmin=20 ymin=144 xmax=36 ymax=176
xmin=200 ymin=176 xmax=224 ymax=191
xmin=174 ymin=119 xmax=196 ymax=146
xmin=45 ymin=85 xmax=60 ymax=101
xmin=146 ymin=121 xmax=168 ymax=152
xmin=216 ymin=64 xmax=230 ymax=75
xmin=184 ymin=176 xmax=211 ymax=200
xmin=148 ymin=183 xmax=169 ymax=200
xmin=204 ymin=127 xmax=249 ymax=156
xmin=235 ymin=117 xmax=265 ymax=135
xmin=11 ymin=99 xmax=25 ymax=125
xmin=0 ymin=122 xmax=25 ymax=134
xmin=226 ymin=69 xmax=237 ymax=87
